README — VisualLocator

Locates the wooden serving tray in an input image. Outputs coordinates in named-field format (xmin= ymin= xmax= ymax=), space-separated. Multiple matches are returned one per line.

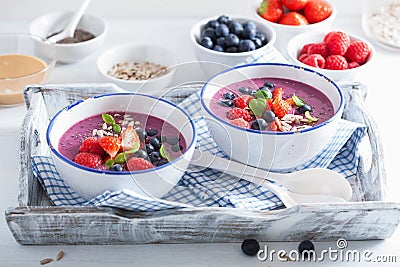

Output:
xmin=5 ymin=83 xmax=400 ymax=245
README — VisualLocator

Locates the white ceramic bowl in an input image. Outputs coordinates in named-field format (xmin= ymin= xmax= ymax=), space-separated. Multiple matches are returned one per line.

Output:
xmin=190 ymin=15 xmax=276 ymax=79
xmin=0 ymin=33 xmax=56 ymax=106
xmin=253 ymin=0 xmax=336 ymax=57
xmin=200 ymin=63 xmax=343 ymax=172
xmin=30 ymin=11 xmax=107 ymax=63
xmin=97 ymin=43 xmax=177 ymax=96
xmin=287 ymin=30 xmax=376 ymax=82
xmin=47 ymin=93 xmax=197 ymax=200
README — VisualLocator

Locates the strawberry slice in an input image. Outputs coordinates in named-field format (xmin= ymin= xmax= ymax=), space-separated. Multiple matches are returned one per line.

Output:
xmin=98 ymin=136 xmax=121 ymax=159
xmin=120 ymin=125 xmax=140 ymax=152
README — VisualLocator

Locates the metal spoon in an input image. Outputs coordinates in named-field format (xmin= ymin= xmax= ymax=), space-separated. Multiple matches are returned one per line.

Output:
xmin=191 ymin=150 xmax=353 ymax=201
xmin=47 ymin=0 xmax=92 ymax=43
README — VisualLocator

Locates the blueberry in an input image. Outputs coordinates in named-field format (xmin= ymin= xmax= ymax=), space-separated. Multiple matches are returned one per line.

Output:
xmin=298 ymin=240 xmax=315 ymax=258
xmin=242 ymin=27 xmax=257 ymax=40
xmin=241 ymin=239 xmax=260 ymax=256
xmin=255 ymin=32 xmax=266 ymax=43
xmin=263 ymin=110 xmax=276 ymax=123
xmin=157 ymin=159 xmax=169 ymax=166
xmin=205 ymin=20 xmax=219 ymax=29
xmin=146 ymin=129 xmax=158 ymax=137
xmin=213 ymin=45 xmax=224 ymax=52
xmin=149 ymin=137 xmax=161 ymax=149
xmin=225 ymin=46 xmax=238 ymax=53
xmin=200 ymin=37 xmax=213 ymax=49
xmin=251 ymin=119 xmax=268 ymax=130
xmin=229 ymin=21 xmax=244 ymax=36
xmin=219 ymin=99 xmax=234 ymax=107
xmin=216 ymin=37 xmax=226 ymax=48
xmin=253 ymin=38 xmax=263 ymax=48
xmin=135 ymin=128 xmax=147 ymax=142
xmin=134 ymin=149 xmax=149 ymax=160
xmin=215 ymin=24 xmax=229 ymax=37
xmin=217 ymin=15 xmax=229 ymax=25
xmin=145 ymin=143 xmax=155 ymax=154
xmin=160 ymin=135 xmax=168 ymax=142
xmin=297 ymin=104 xmax=313 ymax=114
xmin=238 ymin=40 xmax=256 ymax=52
xmin=242 ymin=21 xmax=257 ymax=30
xmin=110 ymin=164 xmax=124 ymax=172
xmin=171 ymin=144 xmax=180 ymax=152
xmin=263 ymin=81 xmax=275 ymax=89
xmin=149 ymin=151 xmax=161 ymax=163
xmin=224 ymin=33 xmax=240 ymax=47
xmin=166 ymin=136 xmax=180 ymax=145
xmin=201 ymin=28 xmax=216 ymax=39
xmin=223 ymin=91 xmax=236 ymax=100
xmin=239 ymin=86 xmax=250 ymax=94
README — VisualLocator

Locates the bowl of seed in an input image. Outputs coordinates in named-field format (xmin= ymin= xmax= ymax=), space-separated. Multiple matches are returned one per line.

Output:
xmin=97 ymin=43 xmax=177 ymax=96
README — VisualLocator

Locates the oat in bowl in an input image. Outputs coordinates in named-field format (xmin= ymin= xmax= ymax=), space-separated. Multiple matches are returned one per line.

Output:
xmin=97 ymin=43 xmax=177 ymax=95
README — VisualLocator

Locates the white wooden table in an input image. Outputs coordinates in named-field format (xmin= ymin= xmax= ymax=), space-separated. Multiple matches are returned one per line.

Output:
xmin=1 ymin=0 xmax=400 ymax=266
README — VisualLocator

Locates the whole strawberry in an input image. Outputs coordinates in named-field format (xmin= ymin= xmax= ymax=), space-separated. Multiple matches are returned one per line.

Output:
xmin=325 ymin=55 xmax=348 ymax=70
xmin=304 ymin=0 xmax=332 ymax=24
xmin=345 ymin=41 xmax=370 ymax=64
xmin=258 ymin=0 xmax=284 ymax=23
xmin=281 ymin=0 xmax=308 ymax=11
xmin=79 ymin=137 xmax=105 ymax=156
xmin=279 ymin=12 xmax=309 ymax=26
xmin=324 ymin=31 xmax=350 ymax=56
xmin=74 ymin=152 xmax=103 ymax=169
xmin=127 ymin=157 xmax=154 ymax=171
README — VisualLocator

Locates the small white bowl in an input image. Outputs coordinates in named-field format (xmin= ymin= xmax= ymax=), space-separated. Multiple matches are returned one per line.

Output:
xmin=97 ymin=43 xmax=177 ymax=96
xmin=190 ymin=15 xmax=276 ymax=79
xmin=253 ymin=0 xmax=336 ymax=56
xmin=200 ymin=63 xmax=343 ymax=172
xmin=30 ymin=11 xmax=107 ymax=63
xmin=47 ymin=93 xmax=197 ymax=200
xmin=287 ymin=30 xmax=376 ymax=82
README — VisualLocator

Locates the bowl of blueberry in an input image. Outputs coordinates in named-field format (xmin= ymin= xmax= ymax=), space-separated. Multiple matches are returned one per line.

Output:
xmin=190 ymin=15 xmax=276 ymax=78
xmin=200 ymin=63 xmax=344 ymax=172
xmin=46 ymin=93 xmax=197 ymax=200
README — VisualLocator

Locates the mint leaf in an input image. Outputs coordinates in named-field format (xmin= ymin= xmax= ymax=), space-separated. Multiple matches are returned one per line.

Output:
xmin=292 ymin=95 xmax=307 ymax=107
xmin=249 ymin=98 xmax=267 ymax=118
xmin=115 ymin=153 xmax=127 ymax=164
xmin=102 ymin=113 xmax=115 ymax=125
xmin=105 ymin=159 xmax=115 ymax=168
xmin=254 ymin=89 xmax=272 ymax=100
xmin=112 ymin=124 xmax=121 ymax=133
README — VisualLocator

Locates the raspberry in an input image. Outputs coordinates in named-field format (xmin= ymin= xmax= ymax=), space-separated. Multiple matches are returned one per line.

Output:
xmin=325 ymin=55 xmax=348 ymax=70
xmin=324 ymin=31 xmax=350 ymax=56
xmin=300 ymin=43 xmax=314 ymax=55
xmin=227 ymin=108 xmax=254 ymax=122
xmin=235 ymin=95 xmax=254 ymax=109
xmin=98 ymin=136 xmax=121 ymax=158
xmin=307 ymin=42 xmax=329 ymax=58
xmin=74 ymin=152 xmax=103 ymax=169
xmin=298 ymin=53 xmax=310 ymax=62
xmin=345 ymin=41 xmax=370 ymax=64
xmin=301 ymin=54 xmax=325 ymax=68
xmin=230 ymin=118 xmax=250 ymax=128
xmin=348 ymin=62 xmax=360 ymax=69
xmin=126 ymin=157 xmax=153 ymax=171
xmin=79 ymin=137 xmax=105 ymax=156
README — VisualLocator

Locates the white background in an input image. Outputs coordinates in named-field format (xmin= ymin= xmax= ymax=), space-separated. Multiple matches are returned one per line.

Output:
xmin=1 ymin=0 xmax=400 ymax=266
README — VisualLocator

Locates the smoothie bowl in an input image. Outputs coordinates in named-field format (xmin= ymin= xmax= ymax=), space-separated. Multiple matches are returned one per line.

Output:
xmin=201 ymin=63 xmax=343 ymax=171
xmin=47 ymin=93 xmax=197 ymax=200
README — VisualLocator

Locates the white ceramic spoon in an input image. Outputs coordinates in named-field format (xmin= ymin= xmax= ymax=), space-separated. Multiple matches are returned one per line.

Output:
xmin=47 ymin=0 xmax=92 ymax=43
xmin=191 ymin=150 xmax=353 ymax=201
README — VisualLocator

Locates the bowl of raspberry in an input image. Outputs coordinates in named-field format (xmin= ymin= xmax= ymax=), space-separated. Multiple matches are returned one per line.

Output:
xmin=254 ymin=0 xmax=336 ymax=56
xmin=200 ymin=63 xmax=343 ymax=172
xmin=286 ymin=30 xmax=376 ymax=81
xmin=46 ymin=93 xmax=197 ymax=200
xmin=190 ymin=15 xmax=276 ymax=79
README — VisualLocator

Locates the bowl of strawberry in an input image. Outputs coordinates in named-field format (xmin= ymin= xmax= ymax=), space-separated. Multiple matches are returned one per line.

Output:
xmin=287 ymin=30 xmax=375 ymax=81
xmin=46 ymin=93 xmax=197 ymax=200
xmin=201 ymin=63 xmax=343 ymax=171
xmin=254 ymin=0 xmax=336 ymax=55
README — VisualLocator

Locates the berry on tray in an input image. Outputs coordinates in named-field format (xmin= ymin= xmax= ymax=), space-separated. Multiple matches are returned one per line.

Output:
xmin=241 ymin=239 xmax=260 ymax=256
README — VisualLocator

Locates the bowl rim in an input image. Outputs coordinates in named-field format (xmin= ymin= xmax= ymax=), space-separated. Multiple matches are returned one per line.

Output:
xmin=200 ymin=62 xmax=344 ymax=135
xmin=29 ymin=11 xmax=107 ymax=48
xmin=253 ymin=0 xmax=337 ymax=30
xmin=46 ymin=92 xmax=197 ymax=175
xmin=96 ymin=43 xmax=178 ymax=85
xmin=190 ymin=15 xmax=277 ymax=57
xmin=0 ymin=33 xmax=57 ymax=82
xmin=286 ymin=30 xmax=376 ymax=73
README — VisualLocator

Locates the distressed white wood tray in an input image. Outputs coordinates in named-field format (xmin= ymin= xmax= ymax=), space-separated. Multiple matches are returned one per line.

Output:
xmin=5 ymin=82 xmax=400 ymax=245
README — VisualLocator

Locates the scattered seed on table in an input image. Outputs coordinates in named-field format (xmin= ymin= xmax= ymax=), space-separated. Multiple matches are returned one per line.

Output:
xmin=40 ymin=258 xmax=53 ymax=265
